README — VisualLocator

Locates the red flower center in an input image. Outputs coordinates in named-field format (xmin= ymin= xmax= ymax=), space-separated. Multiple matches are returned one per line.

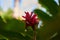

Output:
xmin=22 ymin=12 xmax=39 ymax=26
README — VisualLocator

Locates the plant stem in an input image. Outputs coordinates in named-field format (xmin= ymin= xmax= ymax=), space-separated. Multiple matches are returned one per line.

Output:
xmin=33 ymin=26 xmax=36 ymax=40
xmin=33 ymin=30 xmax=36 ymax=40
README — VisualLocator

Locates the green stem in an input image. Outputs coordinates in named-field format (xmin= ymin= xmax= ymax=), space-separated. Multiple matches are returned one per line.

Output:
xmin=33 ymin=30 xmax=36 ymax=40
xmin=33 ymin=26 xmax=36 ymax=40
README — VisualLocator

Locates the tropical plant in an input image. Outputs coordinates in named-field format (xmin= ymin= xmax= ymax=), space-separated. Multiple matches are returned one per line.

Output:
xmin=0 ymin=0 xmax=60 ymax=40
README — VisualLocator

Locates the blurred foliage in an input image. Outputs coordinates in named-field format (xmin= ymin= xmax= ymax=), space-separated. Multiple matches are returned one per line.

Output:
xmin=34 ymin=0 xmax=60 ymax=40
xmin=0 ymin=0 xmax=60 ymax=40
xmin=1 ymin=8 xmax=13 ymax=19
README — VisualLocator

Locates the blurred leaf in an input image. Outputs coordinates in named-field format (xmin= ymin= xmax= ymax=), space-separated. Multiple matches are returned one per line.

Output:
xmin=0 ymin=17 xmax=6 ymax=30
xmin=49 ymin=32 xmax=60 ymax=40
xmin=5 ymin=18 xmax=25 ymax=33
xmin=4 ymin=8 xmax=13 ymax=19
xmin=34 ymin=9 xmax=53 ymax=24
xmin=33 ymin=0 xmax=60 ymax=40
xmin=0 ymin=34 xmax=7 ymax=40
xmin=38 ymin=0 xmax=58 ymax=16
xmin=0 ymin=30 xmax=25 ymax=40
xmin=35 ymin=14 xmax=60 ymax=40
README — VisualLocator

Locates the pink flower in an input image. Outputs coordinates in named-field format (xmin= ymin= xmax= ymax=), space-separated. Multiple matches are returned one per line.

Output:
xmin=22 ymin=12 xmax=39 ymax=30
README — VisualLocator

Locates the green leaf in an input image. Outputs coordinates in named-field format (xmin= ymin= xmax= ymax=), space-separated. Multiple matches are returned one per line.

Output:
xmin=0 ymin=17 xmax=6 ymax=30
xmin=38 ymin=0 xmax=58 ymax=16
xmin=0 ymin=30 xmax=25 ymax=40
xmin=5 ymin=18 xmax=25 ymax=32
xmin=34 ymin=9 xmax=53 ymax=22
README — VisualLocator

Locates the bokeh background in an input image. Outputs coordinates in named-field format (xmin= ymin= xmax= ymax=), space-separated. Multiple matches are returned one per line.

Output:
xmin=0 ymin=0 xmax=60 ymax=40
